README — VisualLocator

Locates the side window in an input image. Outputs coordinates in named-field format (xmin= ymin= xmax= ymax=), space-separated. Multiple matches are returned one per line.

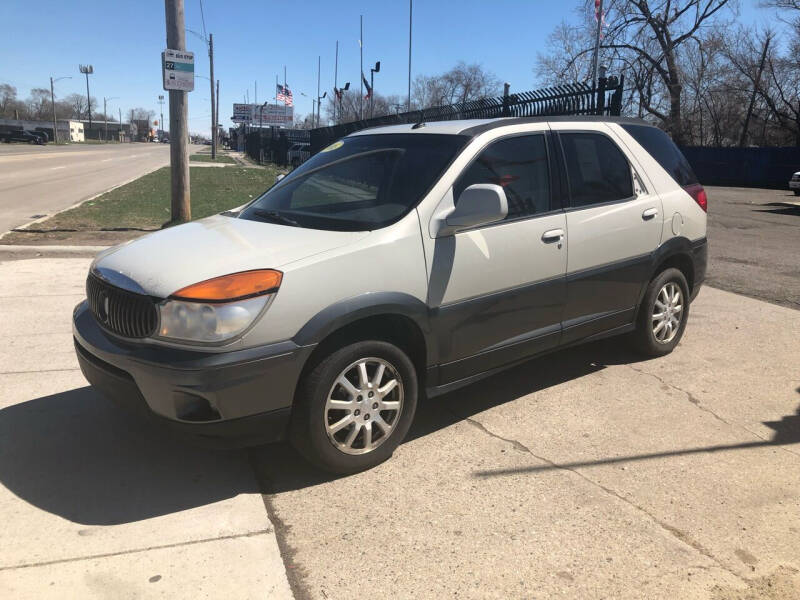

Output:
xmin=560 ymin=133 xmax=633 ymax=208
xmin=453 ymin=134 xmax=550 ymax=220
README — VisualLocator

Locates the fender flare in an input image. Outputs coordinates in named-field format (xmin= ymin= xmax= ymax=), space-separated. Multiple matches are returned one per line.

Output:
xmin=291 ymin=292 xmax=438 ymax=363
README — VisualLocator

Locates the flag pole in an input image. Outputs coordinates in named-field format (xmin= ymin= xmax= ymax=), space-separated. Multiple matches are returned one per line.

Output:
xmin=407 ymin=0 xmax=413 ymax=113
xmin=284 ymin=65 xmax=287 ymax=126
xmin=359 ymin=15 xmax=363 ymax=120
xmin=334 ymin=40 xmax=339 ymax=124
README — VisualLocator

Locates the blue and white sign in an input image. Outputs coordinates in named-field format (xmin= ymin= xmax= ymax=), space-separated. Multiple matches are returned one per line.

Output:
xmin=162 ymin=49 xmax=194 ymax=92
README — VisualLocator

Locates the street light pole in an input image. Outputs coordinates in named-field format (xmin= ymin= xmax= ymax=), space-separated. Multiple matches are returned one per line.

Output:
xmin=50 ymin=75 xmax=71 ymax=144
xmin=158 ymin=95 xmax=165 ymax=136
xmin=79 ymin=65 xmax=94 ymax=130
xmin=370 ymin=61 xmax=380 ymax=118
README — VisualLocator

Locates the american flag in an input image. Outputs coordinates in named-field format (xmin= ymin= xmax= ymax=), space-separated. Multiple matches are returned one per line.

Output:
xmin=277 ymin=84 xmax=293 ymax=107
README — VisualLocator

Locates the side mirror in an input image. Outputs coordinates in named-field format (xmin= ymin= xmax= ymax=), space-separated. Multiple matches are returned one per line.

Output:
xmin=440 ymin=184 xmax=508 ymax=234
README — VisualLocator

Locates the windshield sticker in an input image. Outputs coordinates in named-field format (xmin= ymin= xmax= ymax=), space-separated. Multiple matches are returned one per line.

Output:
xmin=320 ymin=140 xmax=344 ymax=153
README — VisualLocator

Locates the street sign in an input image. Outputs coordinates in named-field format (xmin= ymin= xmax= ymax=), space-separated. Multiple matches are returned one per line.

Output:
xmin=162 ymin=49 xmax=194 ymax=92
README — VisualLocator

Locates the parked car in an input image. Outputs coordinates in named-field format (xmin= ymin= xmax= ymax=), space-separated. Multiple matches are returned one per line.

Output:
xmin=790 ymin=171 xmax=800 ymax=196
xmin=31 ymin=129 xmax=50 ymax=143
xmin=1 ymin=129 xmax=44 ymax=144
xmin=287 ymin=142 xmax=311 ymax=168
xmin=73 ymin=116 xmax=707 ymax=474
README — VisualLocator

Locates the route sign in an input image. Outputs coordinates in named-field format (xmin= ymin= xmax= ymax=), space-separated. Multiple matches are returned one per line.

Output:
xmin=162 ymin=49 xmax=194 ymax=92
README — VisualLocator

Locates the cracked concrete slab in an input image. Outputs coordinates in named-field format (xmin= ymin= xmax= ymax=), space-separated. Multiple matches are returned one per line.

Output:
xmin=254 ymin=286 xmax=800 ymax=599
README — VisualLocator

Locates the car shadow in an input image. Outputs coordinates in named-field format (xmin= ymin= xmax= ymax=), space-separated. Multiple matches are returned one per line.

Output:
xmin=0 ymin=386 xmax=258 ymax=526
xmin=249 ymin=338 xmax=650 ymax=493
xmin=753 ymin=201 xmax=800 ymax=217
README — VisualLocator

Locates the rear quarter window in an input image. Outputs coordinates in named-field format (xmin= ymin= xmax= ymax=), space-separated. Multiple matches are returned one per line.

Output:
xmin=621 ymin=124 xmax=697 ymax=187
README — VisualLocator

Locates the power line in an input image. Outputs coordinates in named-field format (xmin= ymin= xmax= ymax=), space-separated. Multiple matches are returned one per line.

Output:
xmin=198 ymin=0 xmax=208 ymax=41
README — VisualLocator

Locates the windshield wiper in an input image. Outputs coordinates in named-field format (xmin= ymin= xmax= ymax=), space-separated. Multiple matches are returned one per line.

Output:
xmin=251 ymin=209 xmax=299 ymax=227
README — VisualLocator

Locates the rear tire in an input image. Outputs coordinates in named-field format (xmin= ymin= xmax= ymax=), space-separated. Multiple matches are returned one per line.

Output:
xmin=289 ymin=340 xmax=418 ymax=474
xmin=793 ymin=189 xmax=800 ymax=196
xmin=631 ymin=268 xmax=690 ymax=357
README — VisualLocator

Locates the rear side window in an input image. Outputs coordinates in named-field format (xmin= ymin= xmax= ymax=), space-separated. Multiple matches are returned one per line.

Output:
xmin=560 ymin=132 xmax=633 ymax=207
xmin=621 ymin=124 xmax=697 ymax=186
xmin=454 ymin=134 xmax=551 ymax=220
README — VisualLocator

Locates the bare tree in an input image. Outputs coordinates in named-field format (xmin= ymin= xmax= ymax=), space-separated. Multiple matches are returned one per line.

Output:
xmin=0 ymin=83 xmax=17 ymax=116
xmin=412 ymin=62 xmax=500 ymax=109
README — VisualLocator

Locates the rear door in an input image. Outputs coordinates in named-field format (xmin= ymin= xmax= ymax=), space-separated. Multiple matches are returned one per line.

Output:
xmin=550 ymin=122 xmax=663 ymax=344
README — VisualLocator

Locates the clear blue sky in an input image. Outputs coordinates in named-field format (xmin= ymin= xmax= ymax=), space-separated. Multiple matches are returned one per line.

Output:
xmin=0 ymin=0 xmax=773 ymax=135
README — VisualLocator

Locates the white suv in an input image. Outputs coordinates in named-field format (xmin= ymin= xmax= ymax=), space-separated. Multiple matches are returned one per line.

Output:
xmin=73 ymin=117 xmax=708 ymax=473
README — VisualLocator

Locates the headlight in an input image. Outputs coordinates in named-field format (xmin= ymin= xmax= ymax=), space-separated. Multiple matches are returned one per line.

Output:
xmin=156 ymin=269 xmax=282 ymax=344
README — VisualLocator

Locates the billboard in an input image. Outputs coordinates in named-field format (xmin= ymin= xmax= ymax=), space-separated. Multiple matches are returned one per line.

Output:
xmin=231 ymin=103 xmax=293 ymax=126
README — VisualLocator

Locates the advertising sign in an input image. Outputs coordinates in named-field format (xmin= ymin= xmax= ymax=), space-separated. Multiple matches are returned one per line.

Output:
xmin=162 ymin=49 xmax=195 ymax=92
xmin=231 ymin=103 xmax=293 ymax=126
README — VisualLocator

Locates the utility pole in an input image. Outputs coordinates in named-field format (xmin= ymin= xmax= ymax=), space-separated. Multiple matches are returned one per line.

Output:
xmin=165 ymin=0 xmax=190 ymax=223
xmin=79 ymin=65 xmax=94 ymax=130
xmin=209 ymin=33 xmax=216 ymax=159
xmin=317 ymin=55 xmax=321 ymax=128
xmin=119 ymin=107 xmax=122 ymax=141
xmin=49 ymin=75 xmax=71 ymax=144
xmin=591 ymin=0 xmax=603 ymax=86
xmin=103 ymin=97 xmax=118 ymax=142
xmin=215 ymin=79 xmax=220 ymax=147
xmin=407 ymin=0 xmax=412 ymax=113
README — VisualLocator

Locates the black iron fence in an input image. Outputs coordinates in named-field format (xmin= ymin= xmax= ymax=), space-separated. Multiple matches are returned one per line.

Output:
xmin=245 ymin=127 xmax=310 ymax=165
xmin=309 ymin=75 xmax=624 ymax=154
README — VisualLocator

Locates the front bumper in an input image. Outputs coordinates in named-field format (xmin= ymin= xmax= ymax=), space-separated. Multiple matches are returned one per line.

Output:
xmin=73 ymin=301 xmax=314 ymax=446
xmin=789 ymin=179 xmax=800 ymax=190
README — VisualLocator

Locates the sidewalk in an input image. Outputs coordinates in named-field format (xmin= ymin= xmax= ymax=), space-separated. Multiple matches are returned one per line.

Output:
xmin=0 ymin=258 xmax=293 ymax=599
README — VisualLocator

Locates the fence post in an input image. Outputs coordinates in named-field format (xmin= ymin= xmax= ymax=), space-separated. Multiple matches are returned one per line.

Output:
xmin=609 ymin=74 xmax=624 ymax=116
xmin=596 ymin=75 xmax=607 ymax=115
xmin=502 ymin=83 xmax=510 ymax=117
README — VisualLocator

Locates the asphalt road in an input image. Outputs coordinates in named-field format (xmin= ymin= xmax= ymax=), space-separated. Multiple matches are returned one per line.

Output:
xmin=706 ymin=186 xmax=800 ymax=309
xmin=0 ymin=143 xmax=174 ymax=235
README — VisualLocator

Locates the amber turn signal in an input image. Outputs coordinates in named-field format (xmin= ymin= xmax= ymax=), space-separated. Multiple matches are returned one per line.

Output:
xmin=171 ymin=269 xmax=283 ymax=302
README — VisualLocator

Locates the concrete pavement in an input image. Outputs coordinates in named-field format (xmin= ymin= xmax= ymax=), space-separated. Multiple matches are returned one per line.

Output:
xmin=0 ymin=255 xmax=798 ymax=599
xmin=706 ymin=186 xmax=800 ymax=309
xmin=0 ymin=258 xmax=292 ymax=599
xmin=251 ymin=286 xmax=800 ymax=600
xmin=0 ymin=143 xmax=194 ymax=235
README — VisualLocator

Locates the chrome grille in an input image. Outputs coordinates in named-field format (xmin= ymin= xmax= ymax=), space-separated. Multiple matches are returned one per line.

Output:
xmin=86 ymin=273 xmax=158 ymax=338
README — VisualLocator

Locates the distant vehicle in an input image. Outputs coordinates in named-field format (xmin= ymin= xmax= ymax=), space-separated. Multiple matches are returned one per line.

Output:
xmin=160 ymin=137 xmax=170 ymax=144
xmin=790 ymin=171 xmax=800 ymax=196
xmin=287 ymin=142 xmax=310 ymax=168
xmin=0 ymin=130 xmax=44 ymax=145
xmin=29 ymin=130 xmax=49 ymax=144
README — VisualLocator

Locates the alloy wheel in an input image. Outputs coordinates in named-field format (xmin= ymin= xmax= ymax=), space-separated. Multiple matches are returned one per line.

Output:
xmin=652 ymin=282 xmax=683 ymax=344
xmin=324 ymin=357 xmax=404 ymax=455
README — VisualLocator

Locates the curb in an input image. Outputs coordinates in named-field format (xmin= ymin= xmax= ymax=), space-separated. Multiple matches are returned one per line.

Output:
xmin=0 ymin=244 xmax=108 ymax=258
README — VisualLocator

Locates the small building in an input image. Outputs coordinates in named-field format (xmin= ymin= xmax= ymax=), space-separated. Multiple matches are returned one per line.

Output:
xmin=68 ymin=121 xmax=84 ymax=142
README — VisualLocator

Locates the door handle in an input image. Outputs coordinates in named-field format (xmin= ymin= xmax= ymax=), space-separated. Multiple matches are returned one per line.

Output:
xmin=642 ymin=208 xmax=659 ymax=220
xmin=541 ymin=229 xmax=564 ymax=243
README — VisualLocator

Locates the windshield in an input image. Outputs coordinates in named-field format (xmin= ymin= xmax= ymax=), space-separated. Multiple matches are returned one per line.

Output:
xmin=239 ymin=133 xmax=469 ymax=231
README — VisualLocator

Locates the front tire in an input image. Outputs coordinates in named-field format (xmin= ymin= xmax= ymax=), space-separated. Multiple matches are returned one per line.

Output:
xmin=290 ymin=340 xmax=418 ymax=474
xmin=632 ymin=268 xmax=690 ymax=357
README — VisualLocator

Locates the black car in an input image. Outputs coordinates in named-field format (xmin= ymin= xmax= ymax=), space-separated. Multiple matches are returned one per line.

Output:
xmin=1 ymin=130 xmax=45 ymax=145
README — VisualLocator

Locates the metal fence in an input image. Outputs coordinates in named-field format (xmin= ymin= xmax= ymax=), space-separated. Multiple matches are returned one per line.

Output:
xmin=680 ymin=146 xmax=800 ymax=189
xmin=245 ymin=127 xmax=310 ymax=164
xmin=309 ymin=75 xmax=624 ymax=154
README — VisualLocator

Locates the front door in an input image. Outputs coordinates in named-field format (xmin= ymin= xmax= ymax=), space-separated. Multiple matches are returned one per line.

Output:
xmin=427 ymin=131 xmax=568 ymax=384
xmin=550 ymin=123 xmax=663 ymax=344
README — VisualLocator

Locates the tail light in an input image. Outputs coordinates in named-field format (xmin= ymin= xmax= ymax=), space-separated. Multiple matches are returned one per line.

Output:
xmin=683 ymin=183 xmax=707 ymax=212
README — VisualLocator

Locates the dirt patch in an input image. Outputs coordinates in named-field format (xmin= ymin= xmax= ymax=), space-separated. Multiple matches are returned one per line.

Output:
xmin=710 ymin=566 xmax=800 ymax=600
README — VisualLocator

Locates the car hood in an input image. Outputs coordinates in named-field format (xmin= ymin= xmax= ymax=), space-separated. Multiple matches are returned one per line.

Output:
xmin=93 ymin=214 xmax=368 ymax=298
